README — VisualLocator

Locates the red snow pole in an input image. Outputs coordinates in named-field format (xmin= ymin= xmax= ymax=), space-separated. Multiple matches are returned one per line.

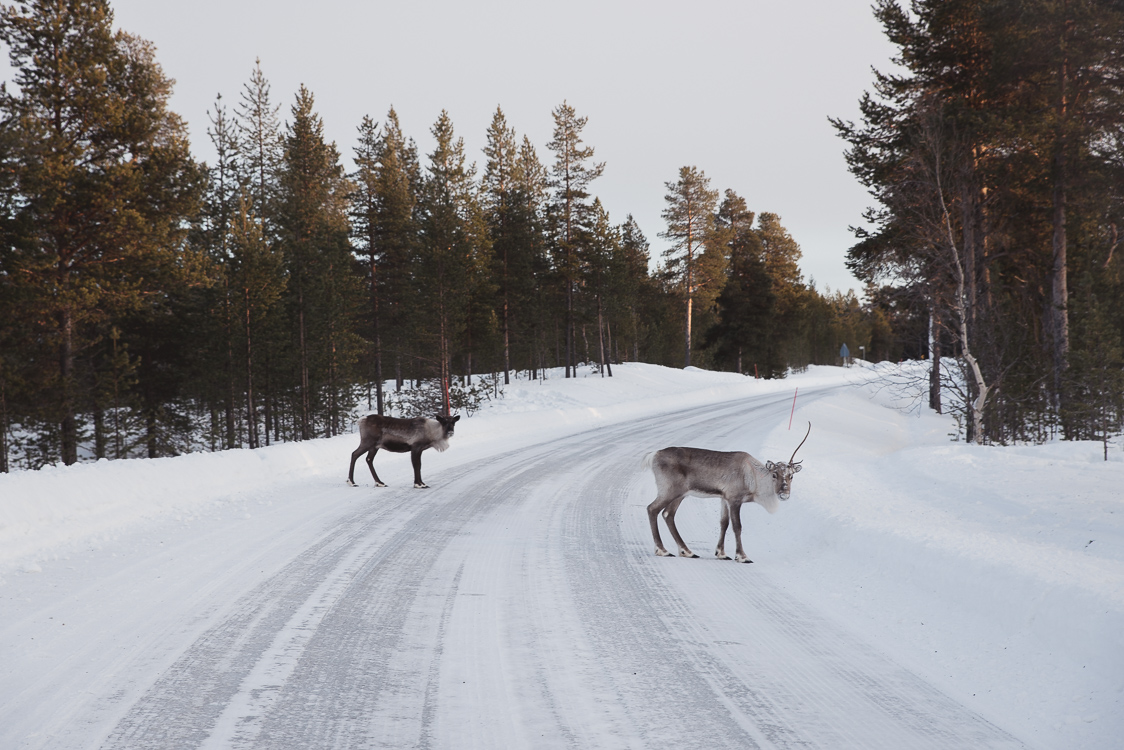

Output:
xmin=443 ymin=376 xmax=451 ymax=417
xmin=788 ymin=387 xmax=798 ymax=430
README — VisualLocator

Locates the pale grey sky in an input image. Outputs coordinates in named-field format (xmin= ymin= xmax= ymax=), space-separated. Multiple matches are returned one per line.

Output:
xmin=80 ymin=1 xmax=898 ymax=294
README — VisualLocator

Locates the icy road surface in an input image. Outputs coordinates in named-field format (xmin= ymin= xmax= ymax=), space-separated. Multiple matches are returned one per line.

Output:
xmin=3 ymin=389 xmax=1026 ymax=749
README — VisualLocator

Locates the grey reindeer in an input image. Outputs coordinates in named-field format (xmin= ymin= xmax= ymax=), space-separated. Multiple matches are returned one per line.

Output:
xmin=644 ymin=422 xmax=810 ymax=563
xmin=347 ymin=414 xmax=460 ymax=489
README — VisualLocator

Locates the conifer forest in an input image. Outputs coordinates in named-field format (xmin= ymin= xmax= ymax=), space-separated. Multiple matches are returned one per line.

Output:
xmin=1 ymin=0 xmax=1122 ymax=470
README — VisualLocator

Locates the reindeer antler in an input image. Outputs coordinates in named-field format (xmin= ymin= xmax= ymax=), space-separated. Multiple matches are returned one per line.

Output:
xmin=789 ymin=421 xmax=811 ymax=465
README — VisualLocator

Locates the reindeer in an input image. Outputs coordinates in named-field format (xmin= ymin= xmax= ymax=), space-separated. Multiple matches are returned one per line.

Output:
xmin=644 ymin=422 xmax=810 ymax=563
xmin=347 ymin=414 xmax=460 ymax=489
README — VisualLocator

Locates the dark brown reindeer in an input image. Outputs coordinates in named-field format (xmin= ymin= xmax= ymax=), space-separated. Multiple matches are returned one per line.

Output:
xmin=644 ymin=423 xmax=810 ymax=563
xmin=347 ymin=414 xmax=460 ymax=489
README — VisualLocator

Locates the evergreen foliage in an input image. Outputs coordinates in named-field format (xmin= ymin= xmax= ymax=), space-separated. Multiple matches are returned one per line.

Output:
xmin=3 ymin=1 xmax=1116 ymax=469
xmin=832 ymin=0 xmax=1124 ymax=444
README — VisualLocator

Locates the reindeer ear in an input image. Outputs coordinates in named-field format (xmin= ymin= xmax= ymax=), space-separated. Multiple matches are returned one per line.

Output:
xmin=452 ymin=414 xmax=461 ymax=423
xmin=765 ymin=461 xmax=776 ymax=471
xmin=792 ymin=464 xmax=803 ymax=473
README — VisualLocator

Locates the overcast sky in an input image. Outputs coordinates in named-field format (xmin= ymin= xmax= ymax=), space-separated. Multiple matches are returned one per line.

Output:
xmin=74 ymin=0 xmax=898 ymax=295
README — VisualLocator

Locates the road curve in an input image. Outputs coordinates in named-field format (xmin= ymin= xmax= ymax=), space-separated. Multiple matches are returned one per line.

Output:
xmin=11 ymin=388 xmax=1028 ymax=749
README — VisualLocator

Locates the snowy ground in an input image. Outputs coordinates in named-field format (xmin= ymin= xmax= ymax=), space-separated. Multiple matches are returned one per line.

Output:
xmin=1 ymin=362 xmax=1120 ymax=749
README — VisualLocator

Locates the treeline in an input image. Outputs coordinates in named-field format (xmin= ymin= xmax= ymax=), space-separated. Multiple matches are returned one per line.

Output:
xmin=834 ymin=0 xmax=1124 ymax=445
xmin=0 ymin=1 xmax=875 ymax=470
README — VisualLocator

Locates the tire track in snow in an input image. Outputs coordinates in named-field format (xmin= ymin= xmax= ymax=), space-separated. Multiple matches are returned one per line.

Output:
xmin=100 ymin=495 xmax=408 ymax=749
xmin=100 ymin=452 xmax=510 ymax=749
xmin=103 ymin=386 xmax=1022 ymax=749
xmin=577 ymin=392 xmax=1027 ymax=749
xmin=235 ymin=398 xmax=776 ymax=748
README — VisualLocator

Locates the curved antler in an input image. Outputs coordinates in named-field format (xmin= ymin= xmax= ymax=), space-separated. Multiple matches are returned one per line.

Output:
xmin=789 ymin=421 xmax=811 ymax=465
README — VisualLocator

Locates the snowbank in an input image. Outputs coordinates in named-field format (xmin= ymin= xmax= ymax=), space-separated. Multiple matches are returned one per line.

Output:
xmin=0 ymin=363 xmax=846 ymax=573
xmin=2 ymin=360 xmax=1121 ymax=747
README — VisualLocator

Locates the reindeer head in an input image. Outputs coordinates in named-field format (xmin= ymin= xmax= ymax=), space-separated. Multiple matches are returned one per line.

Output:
xmin=435 ymin=414 xmax=461 ymax=438
xmin=764 ymin=422 xmax=810 ymax=501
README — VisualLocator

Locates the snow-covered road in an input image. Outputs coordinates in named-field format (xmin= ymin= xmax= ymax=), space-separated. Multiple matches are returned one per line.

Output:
xmin=3 ymin=386 xmax=1030 ymax=748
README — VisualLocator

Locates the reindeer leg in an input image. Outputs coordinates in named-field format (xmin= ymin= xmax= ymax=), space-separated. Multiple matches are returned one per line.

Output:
xmin=366 ymin=448 xmax=387 ymax=487
xmin=730 ymin=501 xmax=752 ymax=563
xmin=663 ymin=496 xmax=698 ymax=558
xmin=348 ymin=442 xmax=370 ymax=486
xmin=411 ymin=448 xmax=428 ymax=488
xmin=647 ymin=496 xmax=675 ymax=557
xmin=716 ymin=501 xmax=732 ymax=560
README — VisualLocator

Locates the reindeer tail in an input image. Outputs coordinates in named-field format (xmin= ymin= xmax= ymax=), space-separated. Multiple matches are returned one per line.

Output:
xmin=641 ymin=451 xmax=657 ymax=470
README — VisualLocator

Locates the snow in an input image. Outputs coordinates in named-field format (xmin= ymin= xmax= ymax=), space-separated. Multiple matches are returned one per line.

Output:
xmin=1 ymin=361 xmax=1121 ymax=748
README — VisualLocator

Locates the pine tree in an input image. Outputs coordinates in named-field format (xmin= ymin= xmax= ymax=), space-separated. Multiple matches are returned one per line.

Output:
xmin=277 ymin=85 xmax=353 ymax=439
xmin=229 ymin=196 xmax=286 ymax=448
xmin=706 ymin=191 xmax=775 ymax=375
xmin=373 ymin=107 xmax=420 ymax=392
xmin=546 ymin=101 xmax=604 ymax=377
xmin=513 ymin=136 xmax=551 ymax=377
xmin=234 ymin=60 xmax=285 ymax=439
xmin=202 ymin=94 xmax=243 ymax=449
xmin=0 ymin=0 xmax=203 ymax=464
xmin=659 ymin=166 xmax=720 ymax=367
xmin=583 ymin=199 xmax=619 ymax=376
xmin=483 ymin=107 xmax=519 ymax=383
xmin=351 ymin=115 xmax=386 ymax=414
xmin=416 ymin=110 xmax=484 ymax=406
xmin=616 ymin=215 xmax=652 ymax=363
xmin=236 ymin=59 xmax=283 ymax=237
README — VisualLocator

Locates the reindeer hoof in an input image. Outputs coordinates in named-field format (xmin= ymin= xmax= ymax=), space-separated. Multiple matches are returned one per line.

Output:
xmin=346 ymin=479 xmax=356 ymax=487
xmin=375 ymin=482 xmax=387 ymax=488
xmin=655 ymin=548 xmax=673 ymax=557
xmin=414 ymin=482 xmax=429 ymax=489
xmin=716 ymin=552 xmax=732 ymax=560
xmin=679 ymin=551 xmax=699 ymax=559
xmin=735 ymin=555 xmax=753 ymax=564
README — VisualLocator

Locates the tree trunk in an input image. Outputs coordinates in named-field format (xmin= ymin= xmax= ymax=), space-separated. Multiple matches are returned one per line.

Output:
xmin=298 ymin=283 xmax=310 ymax=441
xmin=684 ymin=296 xmax=693 ymax=368
xmin=264 ymin=348 xmax=274 ymax=445
xmin=597 ymin=296 xmax=606 ymax=377
xmin=224 ymin=280 xmax=237 ymax=450
xmin=59 ymin=305 xmax=78 ymax=465
xmin=0 ymin=371 xmax=8 ymax=472
xmin=605 ymin=320 xmax=613 ymax=377
xmin=245 ymin=289 xmax=257 ymax=449
xmin=935 ymin=146 xmax=989 ymax=442
xmin=145 ymin=404 xmax=158 ymax=459
xmin=1051 ymin=2 xmax=1072 ymax=417
xmin=929 ymin=303 xmax=941 ymax=414
xmin=503 ymin=298 xmax=511 ymax=386
xmin=566 ymin=277 xmax=574 ymax=378
xmin=373 ymin=255 xmax=384 ymax=416
xmin=93 ymin=403 xmax=106 ymax=460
